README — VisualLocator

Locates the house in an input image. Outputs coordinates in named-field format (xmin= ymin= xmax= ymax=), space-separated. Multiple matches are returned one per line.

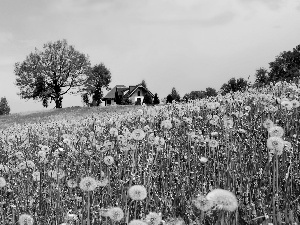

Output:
xmin=102 ymin=84 xmax=154 ymax=106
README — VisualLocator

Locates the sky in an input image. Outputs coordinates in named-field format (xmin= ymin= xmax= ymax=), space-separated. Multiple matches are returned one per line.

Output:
xmin=1 ymin=0 xmax=300 ymax=113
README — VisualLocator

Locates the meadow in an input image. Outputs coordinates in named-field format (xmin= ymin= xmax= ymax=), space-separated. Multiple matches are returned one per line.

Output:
xmin=0 ymin=81 xmax=300 ymax=225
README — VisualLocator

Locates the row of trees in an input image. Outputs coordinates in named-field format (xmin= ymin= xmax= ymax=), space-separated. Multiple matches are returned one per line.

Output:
xmin=177 ymin=43 xmax=300 ymax=102
xmin=15 ymin=39 xmax=111 ymax=109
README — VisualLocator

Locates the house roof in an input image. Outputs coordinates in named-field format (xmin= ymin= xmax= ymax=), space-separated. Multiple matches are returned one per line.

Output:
xmin=125 ymin=84 xmax=154 ymax=98
xmin=102 ymin=84 xmax=154 ymax=100
xmin=102 ymin=85 xmax=127 ymax=99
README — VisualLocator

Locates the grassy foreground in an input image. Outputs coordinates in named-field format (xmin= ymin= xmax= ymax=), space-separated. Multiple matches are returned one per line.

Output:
xmin=0 ymin=83 xmax=300 ymax=225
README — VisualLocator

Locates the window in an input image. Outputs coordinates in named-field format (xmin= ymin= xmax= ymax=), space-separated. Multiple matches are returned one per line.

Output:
xmin=138 ymin=91 xmax=140 ymax=96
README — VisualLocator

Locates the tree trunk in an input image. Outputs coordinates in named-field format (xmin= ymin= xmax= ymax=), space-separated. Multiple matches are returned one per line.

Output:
xmin=55 ymin=96 xmax=63 ymax=108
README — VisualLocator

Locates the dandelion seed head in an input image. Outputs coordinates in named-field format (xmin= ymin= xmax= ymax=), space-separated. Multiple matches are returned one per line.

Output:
xmin=128 ymin=185 xmax=147 ymax=200
xmin=0 ymin=177 xmax=6 ymax=188
xmin=145 ymin=212 xmax=162 ymax=225
xmin=79 ymin=176 xmax=97 ymax=191
xmin=206 ymin=189 xmax=238 ymax=212
xmin=19 ymin=214 xmax=34 ymax=225
xmin=107 ymin=207 xmax=124 ymax=221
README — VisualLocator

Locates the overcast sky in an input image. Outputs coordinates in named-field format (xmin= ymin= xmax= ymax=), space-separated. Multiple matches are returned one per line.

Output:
xmin=1 ymin=0 xmax=300 ymax=113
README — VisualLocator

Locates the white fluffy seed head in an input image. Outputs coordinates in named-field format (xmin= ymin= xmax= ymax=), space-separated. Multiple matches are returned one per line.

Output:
xmin=19 ymin=214 xmax=34 ymax=225
xmin=206 ymin=189 xmax=238 ymax=212
xmin=0 ymin=177 xmax=6 ymax=188
xmin=79 ymin=176 xmax=97 ymax=191
xmin=145 ymin=212 xmax=162 ymax=225
xmin=107 ymin=207 xmax=124 ymax=221
xmin=128 ymin=185 xmax=147 ymax=200
xmin=129 ymin=219 xmax=148 ymax=225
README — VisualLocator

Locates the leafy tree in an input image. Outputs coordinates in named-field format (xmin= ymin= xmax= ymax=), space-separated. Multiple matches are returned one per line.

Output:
xmin=183 ymin=87 xmax=217 ymax=101
xmin=15 ymin=39 xmax=90 ymax=108
xmin=268 ymin=45 xmax=300 ymax=83
xmin=220 ymin=77 xmax=249 ymax=95
xmin=171 ymin=87 xmax=180 ymax=102
xmin=81 ymin=63 xmax=111 ymax=106
xmin=141 ymin=79 xmax=147 ymax=89
xmin=205 ymin=87 xmax=218 ymax=97
xmin=183 ymin=91 xmax=205 ymax=101
xmin=166 ymin=94 xmax=173 ymax=103
xmin=254 ymin=67 xmax=269 ymax=87
xmin=0 ymin=97 xmax=10 ymax=115
xmin=153 ymin=93 xmax=160 ymax=105
xmin=143 ymin=92 xmax=153 ymax=105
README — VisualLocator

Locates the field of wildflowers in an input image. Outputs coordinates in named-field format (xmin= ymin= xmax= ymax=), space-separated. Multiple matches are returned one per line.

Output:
xmin=0 ymin=81 xmax=300 ymax=225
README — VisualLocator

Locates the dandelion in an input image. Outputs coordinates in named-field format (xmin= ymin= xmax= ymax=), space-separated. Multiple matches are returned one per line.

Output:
xmin=267 ymin=137 xmax=284 ymax=155
xmin=263 ymin=119 xmax=274 ymax=130
xmin=161 ymin=120 xmax=172 ymax=129
xmin=0 ymin=177 xmax=6 ymax=188
xmin=15 ymin=151 xmax=24 ymax=159
xmin=41 ymin=145 xmax=50 ymax=153
xmin=291 ymin=99 xmax=300 ymax=108
xmin=19 ymin=214 xmax=34 ymax=225
xmin=107 ymin=207 xmax=124 ymax=222
xmin=193 ymin=194 xmax=214 ymax=211
xmin=32 ymin=171 xmax=40 ymax=181
xmin=97 ymin=177 xmax=109 ymax=187
xmin=200 ymin=157 xmax=208 ymax=163
xmin=145 ymin=212 xmax=162 ymax=225
xmin=148 ymin=133 xmax=155 ymax=145
xmin=67 ymin=179 xmax=77 ymax=188
xmin=131 ymin=129 xmax=146 ymax=140
xmin=18 ymin=162 xmax=27 ymax=170
xmin=223 ymin=119 xmax=234 ymax=129
xmin=37 ymin=150 xmax=47 ymax=159
xmin=206 ymin=189 xmax=238 ymax=212
xmin=208 ymin=140 xmax=219 ymax=148
xmin=129 ymin=219 xmax=148 ymax=225
xmin=165 ymin=218 xmax=185 ymax=225
xmin=79 ymin=177 xmax=98 ymax=191
xmin=281 ymin=100 xmax=293 ymax=110
xmin=63 ymin=138 xmax=71 ymax=145
xmin=128 ymin=185 xmax=147 ymax=200
xmin=103 ymin=140 xmax=114 ymax=151
xmin=104 ymin=156 xmax=114 ymax=166
xmin=26 ymin=160 xmax=35 ymax=169
xmin=283 ymin=141 xmax=292 ymax=152
xmin=109 ymin=127 xmax=118 ymax=136
xmin=268 ymin=126 xmax=284 ymax=137
xmin=65 ymin=213 xmax=78 ymax=223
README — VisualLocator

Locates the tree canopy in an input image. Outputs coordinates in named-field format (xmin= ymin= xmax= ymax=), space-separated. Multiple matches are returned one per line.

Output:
xmin=170 ymin=87 xmax=180 ymax=102
xmin=153 ymin=93 xmax=160 ymax=105
xmin=81 ymin=63 xmax=111 ymax=107
xmin=254 ymin=44 xmax=300 ymax=86
xmin=141 ymin=79 xmax=147 ymax=89
xmin=220 ymin=77 xmax=249 ymax=95
xmin=268 ymin=45 xmax=300 ymax=83
xmin=183 ymin=87 xmax=217 ymax=101
xmin=15 ymin=39 xmax=91 ymax=108
xmin=0 ymin=97 xmax=10 ymax=115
